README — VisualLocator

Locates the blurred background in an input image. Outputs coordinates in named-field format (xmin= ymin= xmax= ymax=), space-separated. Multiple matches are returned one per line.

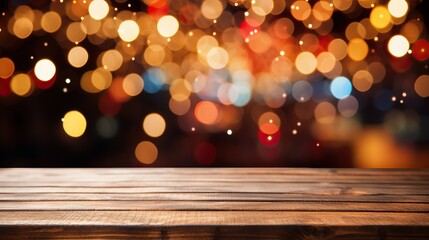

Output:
xmin=1 ymin=0 xmax=429 ymax=167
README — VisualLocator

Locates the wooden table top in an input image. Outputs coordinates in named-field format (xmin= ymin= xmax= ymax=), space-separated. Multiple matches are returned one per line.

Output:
xmin=0 ymin=168 xmax=428 ymax=239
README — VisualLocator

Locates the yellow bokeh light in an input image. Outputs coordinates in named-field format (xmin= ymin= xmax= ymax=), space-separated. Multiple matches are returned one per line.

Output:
xmin=122 ymin=73 xmax=144 ymax=96
xmin=157 ymin=15 xmax=179 ymax=37
xmin=169 ymin=78 xmax=192 ymax=101
xmin=41 ymin=11 xmax=62 ymax=33
xmin=11 ymin=73 xmax=32 ymax=96
xmin=370 ymin=6 xmax=391 ymax=29
xmin=62 ymin=110 xmax=87 ymax=138
xmin=290 ymin=1 xmax=311 ymax=21
xmin=414 ymin=75 xmax=429 ymax=97
xmin=295 ymin=51 xmax=317 ymax=75
xmin=13 ymin=18 xmax=33 ymax=39
xmin=144 ymin=44 xmax=165 ymax=66
xmin=388 ymin=0 xmax=408 ymax=18
xmin=0 ymin=57 xmax=15 ymax=79
xmin=66 ymin=22 xmax=87 ymax=43
xmin=91 ymin=67 xmax=112 ymax=91
xmin=118 ymin=20 xmax=140 ymax=42
xmin=317 ymin=52 xmax=336 ymax=73
xmin=352 ymin=70 xmax=373 ymax=92
xmin=312 ymin=1 xmax=333 ymax=22
xmin=135 ymin=141 xmax=158 ymax=164
xmin=207 ymin=47 xmax=229 ymax=69
xmin=101 ymin=50 xmax=123 ymax=71
xmin=201 ymin=0 xmax=223 ymax=20
xmin=388 ymin=35 xmax=409 ymax=57
xmin=252 ymin=0 xmax=274 ymax=16
xmin=333 ymin=0 xmax=353 ymax=11
xmin=68 ymin=46 xmax=89 ymax=68
xmin=89 ymin=0 xmax=109 ymax=20
xmin=143 ymin=113 xmax=166 ymax=138
xmin=347 ymin=38 xmax=368 ymax=61
xmin=197 ymin=35 xmax=218 ymax=57
xmin=328 ymin=38 xmax=348 ymax=60
xmin=34 ymin=59 xmax=56 ymax=81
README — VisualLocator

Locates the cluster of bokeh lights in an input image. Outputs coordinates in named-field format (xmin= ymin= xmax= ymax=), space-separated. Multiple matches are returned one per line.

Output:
xmin=0 ymin=0 xmax=429 ymax=165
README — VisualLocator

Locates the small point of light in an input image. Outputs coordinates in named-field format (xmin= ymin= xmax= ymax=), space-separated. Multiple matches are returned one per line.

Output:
xmin=374 ymin=36 xmax=379 ymax=41
xmin=400 ymin=100 xmax=404 ymax=104
xmin=297 ymin=122 xmax=301 ymax=126
xmin=282 ymin=93 xmax=287 ymax=98
xmin=191 ymin=127 xmax=196 ymax=132
xmin=299 ymin=40 xmax=303 ymax=45
xmin=213 ymin=19 xmax=217 ymax=23
xmin=128 ymin=3 xmax=131 ymax=7
xmin=65 ymin=78 xmax=71 ymax=84
xmin=132 ymin=57 xmax=135 ymax=61
xmin=44 ymin=42 xmax=48 ymax=47
xmin=408 ymin=49 xmax=412 ymax=54
xmin=392 ymin=96 xmax=397 ymax=101
xmin=267 ymin=136 xmax=273 ymax=141
xmin=316 ymin=143 xmax=320 ymax=147
xmin=244 ymin=12 xmax=249 ymax=17
xmin=402 ymin=92 xmax=407 ymax=97
xmin=227 ymin=129 xmax=232 ymax=135
xmin=30 ymin=56 xmax=34 ymax=60
xmin=63 ymin=88 xmax=68 ymax=93
xmin=292 ymin=129 xmax=298 ymax=135
xmin=280 ymin=50 xmax=285 ymax=56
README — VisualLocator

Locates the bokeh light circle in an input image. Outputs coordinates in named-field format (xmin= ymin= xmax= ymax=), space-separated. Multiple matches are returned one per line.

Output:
xmin=135 ymin=141 xmax=158 ymax=164
xmin=388 ymin=35 xmax=409 ymax=57
xmin=143 ymin=113 xmax=166 ymax=138
xmin=34 ymin=59 xmax=56 ymax=81
xmin=330 ymin=76 xmax=352 ymax=99
xmin=62 ymin=110 xmax=87 ymax=138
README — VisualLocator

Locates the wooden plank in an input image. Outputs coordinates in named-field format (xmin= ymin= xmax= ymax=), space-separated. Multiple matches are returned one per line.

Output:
xmin=1 ymin=211 xmax=428 ymax=226
xmin=1 ymin=192 xmax=429 ymax=203
xmin=0 ymin=225 xmax=428 ymax=240
xmin=0 ymin=201 xmax=427 ymax=212
xmin=1 ymin=168 xmax=428 ymax=239
xmin=1 ymin=186 xmax=429 ymax=195
xmin=1 ymin=168 xmax=428 ymax=176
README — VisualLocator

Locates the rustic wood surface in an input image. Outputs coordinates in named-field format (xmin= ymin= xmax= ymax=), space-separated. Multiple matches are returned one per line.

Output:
xmin=0 ymin=168 xmax=428 ymax=239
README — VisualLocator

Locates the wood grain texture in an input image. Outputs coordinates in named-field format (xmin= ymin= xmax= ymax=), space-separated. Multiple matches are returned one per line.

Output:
xmin=0 ymin=168 xmax=428 ymax=239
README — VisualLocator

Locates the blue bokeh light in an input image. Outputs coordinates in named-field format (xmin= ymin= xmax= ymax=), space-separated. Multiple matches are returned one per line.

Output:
xmin=330 ymin=76 xmax=352 ymax=99
xmin=142 ymin=68 xmax=165 ymax=94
